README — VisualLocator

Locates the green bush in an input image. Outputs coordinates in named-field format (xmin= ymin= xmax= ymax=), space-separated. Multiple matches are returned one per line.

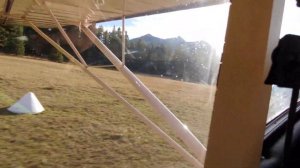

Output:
xmin=49 ymin=50 xmax=64 ymax=63
xmin=3 ymin=37 xmax=16 ymax=53
xmin=0 ymin=26 xmax=8 ymax=50
xmin=1 ymin=25 xmax=25 ymax=55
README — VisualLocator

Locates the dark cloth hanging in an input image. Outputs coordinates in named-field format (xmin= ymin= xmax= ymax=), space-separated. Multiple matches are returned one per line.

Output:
xmin=265 ymin=34 xmax=300 ymax=88
xmin=264 ymin=34 xmax=300 ymax=167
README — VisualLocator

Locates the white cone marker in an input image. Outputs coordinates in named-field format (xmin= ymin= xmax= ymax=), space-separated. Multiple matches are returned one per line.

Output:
xmin=8 ymin=92 xmax=45 ymax=114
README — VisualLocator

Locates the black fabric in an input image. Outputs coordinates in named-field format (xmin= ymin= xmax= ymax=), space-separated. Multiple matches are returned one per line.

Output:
xmin=265 ymin=34 xmax=300 ymax=88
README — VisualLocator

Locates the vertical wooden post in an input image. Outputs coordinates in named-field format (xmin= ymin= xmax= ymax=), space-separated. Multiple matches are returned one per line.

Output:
xmin=122 ymin=15 xmax=126 ymax=65
xmin=205 ymin=0 xmax=284 ymax=167
xmin=122 ymin=0 xmax=126 ymax=65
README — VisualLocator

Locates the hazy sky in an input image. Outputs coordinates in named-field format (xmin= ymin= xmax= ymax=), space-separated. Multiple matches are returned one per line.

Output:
xmin=281 ymin=0 xmax=300 ymax=36
xmin=99 ymin=3 xmax=230 ymax=55
xmin=98 ymin=0 xmax=300 ymax=55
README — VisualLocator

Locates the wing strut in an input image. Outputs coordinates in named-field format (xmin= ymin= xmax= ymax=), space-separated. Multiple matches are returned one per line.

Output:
xmin=45 ymin=2 xmax=88 ymax=66
xmin=2 ymin=0 xmax=14 ymax=24
xmin=122 ymin=15 xmax=126 ymax=65
xmin=81 ymin=26 xmax=207 ymax=163
xmin=27 ymin=20 xmax=203 ymax=168
xmin=122 ymin=0 xmax=126 ymax=65
xmin=25 ymin=1 xmax=207 ymax=166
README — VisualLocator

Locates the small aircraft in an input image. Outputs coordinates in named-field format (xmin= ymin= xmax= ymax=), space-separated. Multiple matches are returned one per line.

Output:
xmin=0 ymin=0 xmax=298 ymax=167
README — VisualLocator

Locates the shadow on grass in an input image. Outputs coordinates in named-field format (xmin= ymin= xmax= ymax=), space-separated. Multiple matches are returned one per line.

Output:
xmin=0 ymin=107 xmax=17 ymax=115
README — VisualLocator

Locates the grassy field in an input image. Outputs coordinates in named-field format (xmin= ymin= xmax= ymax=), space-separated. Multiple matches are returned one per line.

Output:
xmin=0 ymin=54 xmax=215 ymax=168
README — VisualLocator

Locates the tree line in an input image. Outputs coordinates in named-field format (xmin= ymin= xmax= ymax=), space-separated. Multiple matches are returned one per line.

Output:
xmin=0 ymin=25 xmax=220 ymax=84
xmin=93 ymin=27 xmax=220 ymax=84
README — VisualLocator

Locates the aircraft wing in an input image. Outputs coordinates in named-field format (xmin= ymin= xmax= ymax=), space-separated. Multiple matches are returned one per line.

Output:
xmin=0 ymin=0 xmax=227 ymax=28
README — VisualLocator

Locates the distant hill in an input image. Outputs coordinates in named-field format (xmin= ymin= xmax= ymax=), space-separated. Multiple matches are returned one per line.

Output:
xmin=130 ymin=34 xmax=164 ymax=46
xmin=164 ymin=36 xmax=186 ymax=47
xmin=127 ymin=34 xmax=219 ymax=84
xmin=129 ymin=34 xmax=186 ymax=49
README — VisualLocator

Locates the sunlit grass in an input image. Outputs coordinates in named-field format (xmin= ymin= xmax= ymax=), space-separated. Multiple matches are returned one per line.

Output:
xmin=0 ymin=54 xmax=215 ymax=168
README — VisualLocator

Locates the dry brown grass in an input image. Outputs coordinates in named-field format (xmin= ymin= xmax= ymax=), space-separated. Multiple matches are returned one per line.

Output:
xmin=0 ymin=54 xmax=215 ymax=168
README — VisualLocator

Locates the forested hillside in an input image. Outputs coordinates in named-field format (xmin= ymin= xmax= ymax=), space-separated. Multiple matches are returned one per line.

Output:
xmin=126 ymin=34 xmax=219 ymax=84
xmin=0 ymin=25 xmax=220 ymax=84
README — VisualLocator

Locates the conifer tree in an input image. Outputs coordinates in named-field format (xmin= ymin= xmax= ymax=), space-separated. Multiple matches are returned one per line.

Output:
xmin=103 ymin=30 xmax=110 ymax=45
xmin=96 ymin=26 xmax=104 ymax=42
xmin=1 ymin=25 xmax=25 ymax=55
xmin=0 ymin=26 xmax=8 ymax=50
xmin=16 ymin=26 xmax=25 ymax=55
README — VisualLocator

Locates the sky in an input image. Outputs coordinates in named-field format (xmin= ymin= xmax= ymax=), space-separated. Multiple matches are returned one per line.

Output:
xmin=281 ymin=0 xmax=300 ymax=37
xmin=98 ymin=3 xmax=230 ymax=55
xmin=98 ymin=0 xmax=300 ymax=55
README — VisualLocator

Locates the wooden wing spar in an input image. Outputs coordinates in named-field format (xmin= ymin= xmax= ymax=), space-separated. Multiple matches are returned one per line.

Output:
xmin=0 ymin=0 xmax=227 ymax=27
